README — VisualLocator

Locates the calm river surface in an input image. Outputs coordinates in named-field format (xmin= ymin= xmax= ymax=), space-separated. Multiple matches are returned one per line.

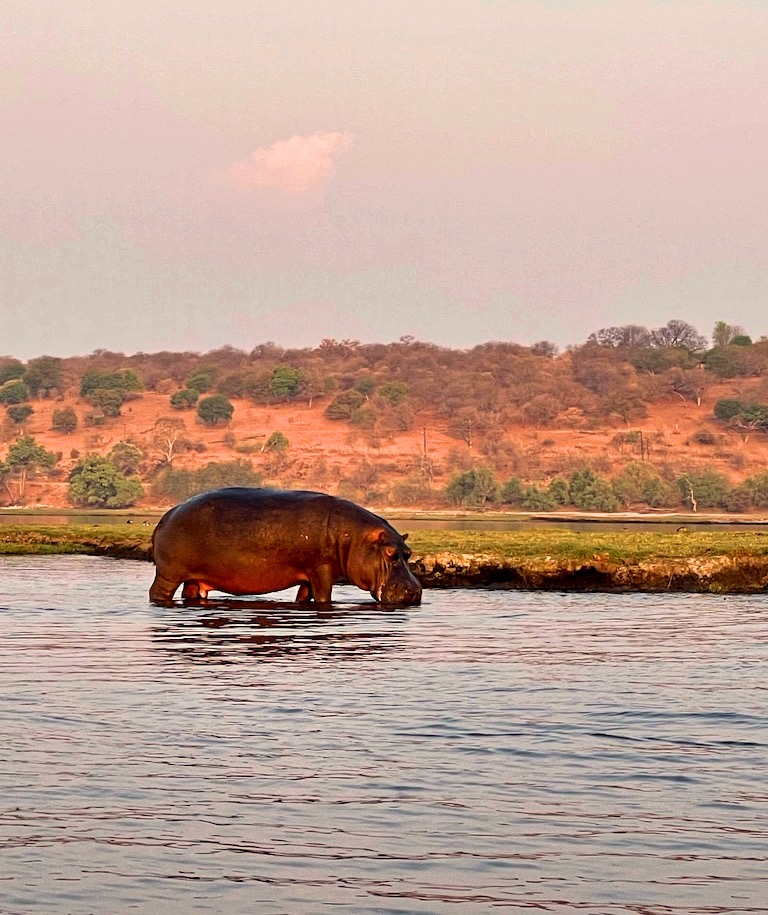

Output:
xmin=1 ymin=556 xmax=767 ymax=914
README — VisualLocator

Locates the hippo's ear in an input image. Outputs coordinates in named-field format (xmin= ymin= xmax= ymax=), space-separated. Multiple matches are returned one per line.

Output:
xmin=402 ymin=533 xmax=409 ymax=541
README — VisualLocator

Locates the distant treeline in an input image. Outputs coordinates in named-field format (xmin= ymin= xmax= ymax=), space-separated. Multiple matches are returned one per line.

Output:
xmin=4 ymin=319 xmax=768 ymax=511
xmin=3 ymin=319 xmax=768 ymax=435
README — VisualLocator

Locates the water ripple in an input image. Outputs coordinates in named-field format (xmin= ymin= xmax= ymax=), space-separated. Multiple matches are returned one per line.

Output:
xmin=1 ymin=555 xmax=767 ymax=913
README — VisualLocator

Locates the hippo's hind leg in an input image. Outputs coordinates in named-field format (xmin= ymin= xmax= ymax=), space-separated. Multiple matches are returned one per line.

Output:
xmin=149 ymin=570 xmax=183 ymax=604
xmin=296 ymin=582 xmax=312 ymax=603
xmin=181 ymin=580 xmax=211 ymax=602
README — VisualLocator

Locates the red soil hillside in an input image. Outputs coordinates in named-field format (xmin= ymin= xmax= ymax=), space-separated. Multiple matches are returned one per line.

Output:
xmin=6 ymin=375 xmax=768 ymax=510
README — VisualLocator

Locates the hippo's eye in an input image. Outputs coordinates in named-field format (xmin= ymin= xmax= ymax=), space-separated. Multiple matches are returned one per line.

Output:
xmin=384 ymin=546 xmax=398 ymax=560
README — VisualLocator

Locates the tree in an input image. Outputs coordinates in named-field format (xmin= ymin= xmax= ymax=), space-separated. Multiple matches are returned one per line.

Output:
xmin=651 ymin=319 xmax=707 ymax=352
xmin=170 ymin=388 xmax=199 ymax=409
xmin=52 ymin=406 xmax=78 ymax=433
xmin=269 ymin=364 xmax=305 ymax=402
xmin=186 ymin=368 xmax=216 ymax=393
xmin=0 ymin=360 xmax=25 ymax=385
xmin=714 ymin=398 xmax=747 ymax=422
xmin=109 ymin=441 xmax=144 ymax=475
xmin=7 ymin=404 xmax=33 ymax=429
xmin=725 ymin=472 xmax=768 ymax=512
xmin=1 ymin=435 xmax=57 ymax=501
xmin=80 ymin=369 xmax=142 ymax=398
xmin=354 ymin=375 xmax=377 ymax=398
xmin=89 ymin=387 xmax=126 ymax=418
xmin=665 ymin=367 xmax=713 ymax=407
xmin=197 ymin=394 xmax=234 ymax=426
xmin=0 ymin=381 xmax=30 ymax=405
xmin=612 ymin=461 xmax=676 ymax=509
xmin=588 ymin=324 xmax=651 ymax=349
xmin=568 ymin=468 xmax=619 ymax=512
xmin=531 ymin=340 xmax=559 ymax=358
xmin=150 ymin=417 xmax=187 ymax=466
xmin=712 ymin=321 xmax=746 ymax=348
xmin=446 ymin=467 xmax=498 ymax=508
xmin=325 ymin=389 xmax=366 ymax=420
xmin=24 ymin=356 xmax=63 ymax=397
xmin=704 ymin=346 xmax=750 ymax=379
xmin=522 ymin=394 xmax=560 ymax=426
xmin=68 ymin=456 xmax=144 ymax=508
xmin=676 ymin=470 xmax=730 ymax=511
xmin=379 ymin=381 xmax=409 ymax=406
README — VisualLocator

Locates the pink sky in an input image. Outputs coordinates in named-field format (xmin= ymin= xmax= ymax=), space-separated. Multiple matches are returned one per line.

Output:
xmin=2 ymin=1 xmax=768 ymax=358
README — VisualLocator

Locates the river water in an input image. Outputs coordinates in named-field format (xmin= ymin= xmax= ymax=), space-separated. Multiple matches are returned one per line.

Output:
xmin=1 ymin=556 xmax=767 ymax=914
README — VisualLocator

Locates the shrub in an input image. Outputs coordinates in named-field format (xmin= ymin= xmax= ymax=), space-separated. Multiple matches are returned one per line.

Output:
xmin=691 ymin=429 xmax=719 ymax=445
xmin=714 ymin=398 xmax=746 ymax=422
xmin=264 ymin=431 xmax=289 ymax=451
xmin=170 ymin=388 xmax=199 ymax=409
xmin=52 ymin=406 xmax=78 ymax=433
xmin=325 ymin=389 xmax=366 ymax=420
xmin=197 ymin=395 xmax=234 ymax=426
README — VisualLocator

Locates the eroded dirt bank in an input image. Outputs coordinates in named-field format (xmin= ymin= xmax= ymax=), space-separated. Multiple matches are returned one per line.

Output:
xmin=410 ymin=552 xmax=768 ymax=593
xmin=3 ymin=527 xmax=768 ymax=593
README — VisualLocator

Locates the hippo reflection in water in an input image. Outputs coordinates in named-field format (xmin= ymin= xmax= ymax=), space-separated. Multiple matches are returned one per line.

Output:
xmin=149 ymin=487 xmax=422 ymax=606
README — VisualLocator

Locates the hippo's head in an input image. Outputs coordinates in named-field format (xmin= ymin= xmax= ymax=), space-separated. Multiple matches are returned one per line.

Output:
xmin=349 ymin=527 xmax=422 ymax=606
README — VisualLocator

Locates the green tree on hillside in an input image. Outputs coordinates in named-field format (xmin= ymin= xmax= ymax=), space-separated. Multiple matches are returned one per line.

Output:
xmin=197 ymin=394 xmax=234 ymax=426
xmin=68 ymin=455 xmax=144 ymax=508
xmin=0 ymin=381 xmax=30 ymax=405
xmin=52 ymin=406 xmax=78 ymax=433
xmin=270 ymin=364 xmax=306 ymax=402
xmin=712 ymin=320 xmax=746 ymax=348
xmin=0 ymin=436 xmax=58 ymax=502
xmin=25 ymin=356 xmax=63 ymax=397
xmin=109 ymin=442 xmax=144 ymax=475
xmin=186 ymin=368 xmax=216 ymax=393
xmin=0 ymin=360 xmax=25 ymax=385
xmin=6 ymin=404 xmax=34 ymax=430
xmin=170 ymin=388 xmax=199 ymax=409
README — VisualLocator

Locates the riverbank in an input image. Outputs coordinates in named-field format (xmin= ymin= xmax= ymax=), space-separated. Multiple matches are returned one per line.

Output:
xmin=3 ymin=524 xmax=768 ymax=593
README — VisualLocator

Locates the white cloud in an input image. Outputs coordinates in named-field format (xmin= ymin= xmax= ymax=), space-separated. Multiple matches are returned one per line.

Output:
xmin=228 ymin=131 xmax=354 ymax=193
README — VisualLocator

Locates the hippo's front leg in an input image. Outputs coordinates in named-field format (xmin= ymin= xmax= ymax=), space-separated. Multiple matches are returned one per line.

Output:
xmin=307 ymin=564 xmax=334 ymax=603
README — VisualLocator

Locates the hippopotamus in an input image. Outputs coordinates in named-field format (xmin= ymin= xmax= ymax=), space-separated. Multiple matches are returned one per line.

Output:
xmin=149 ymin=486 xmax=422 ymax=606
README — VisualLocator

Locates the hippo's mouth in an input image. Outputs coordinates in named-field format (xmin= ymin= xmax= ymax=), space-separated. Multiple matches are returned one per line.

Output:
xmin=376 ymin=582 xmax=422 ymax=606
